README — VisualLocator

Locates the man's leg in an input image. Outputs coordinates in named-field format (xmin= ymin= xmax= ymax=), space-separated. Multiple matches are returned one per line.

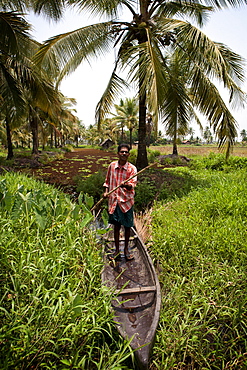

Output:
xmin=124 ymin=226 xmax=134 ymax=260
xmin=114 ymin=223 xmax=121 ymax=256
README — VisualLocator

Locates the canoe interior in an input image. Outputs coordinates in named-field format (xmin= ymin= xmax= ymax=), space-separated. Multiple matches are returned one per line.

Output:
xmin=102 ymin=227 xmax=161 ymax=370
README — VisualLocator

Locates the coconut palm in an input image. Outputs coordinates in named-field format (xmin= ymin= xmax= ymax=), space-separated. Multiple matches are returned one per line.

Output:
xmin=0 ymin=9 xmax=65 ymax=157
xmin=113 ymin=99 xmax=126 ymax=143
xmin=85 ymin=124 xmax=101 ymax=146
xmin=0 ymin=10 xmax=33 ymax=158
xmin=203 ymin=126 xmax=213 ymax=144
xmin=0 ymin=0 xmax=73 ymax=157
xmin=112 ymin=97 xmax=138 ymax=148
xmin=34 ymin=0 xmax=246 ymax=168
xmin=146 ymin=113 xmax=155 ymax=147
xmin=240 ymin=129 xmax=247 ymax=142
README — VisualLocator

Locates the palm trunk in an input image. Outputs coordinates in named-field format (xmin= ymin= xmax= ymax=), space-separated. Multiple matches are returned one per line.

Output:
xmin=172 ymin=116 xmax=178 ymax=155
xmin=121 ymin=125 xmax=124 ymax=142
xmin=54 ymin=129 xmax=57 ymax=148
xmin=136 ymin=94 xmax=148 ymax=170
xmin=136 ymin=19 xmax=149 ymax=170
xmin=172 ymin=141 xmax=178 ymax=155
xmin=129 ymin=128 xmax=133 ymax=149
xmin=30 ymin=113 xmax=39 ymax=154
xmin=5 ymin=117 xmax=14 ymax=160
xmin=50 ymin=127 xmax=53 ymax=148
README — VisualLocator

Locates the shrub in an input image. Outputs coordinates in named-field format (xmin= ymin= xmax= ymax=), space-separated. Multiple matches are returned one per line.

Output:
xmin=134 ymin=177 xmax=157 ymax=212
xmin=63 ymin=144 xmax=75 ymax=152
xmin=128 ymin=148 xmax=137 ymax=164
xmin=134 ymin=167 xmax=201 ymax=212
xmin=128 ymin=148 xmax=161 ymax=165
xmin=151 ymin=169 xmax=247 ymax=369
xmin=75 ymin=170 xmax=106 ymax=202
xmin=147 ymin=148 xmax=161 ymax=163
xmin=190 ymin=153 xmax=247 ymax=171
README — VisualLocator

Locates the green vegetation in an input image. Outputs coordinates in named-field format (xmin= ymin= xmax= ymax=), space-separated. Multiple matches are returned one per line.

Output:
xmin=128 ymin=147 xmax=161 ymax=165
xmin=1 ymin=154 xmax=247 ymax=369
xmin=190 ymin=152 xmax=247 ymax=171
xmin=75 ymin=170 xmax=107 ymax=203
xmin=151 ymin=163 xmax=247 ymax=369
xmin=0 ymin=173 xmax=134 ymax=369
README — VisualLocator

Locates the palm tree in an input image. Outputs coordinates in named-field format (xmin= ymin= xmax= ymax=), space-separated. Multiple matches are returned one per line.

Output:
xmin=34 ymin=0 xmax=246 ymax=168
xmin=0 ymin=11 xmax=30 ymax=154
xmin=203 ymin=126 xmax=213 ymax=144
xmin=85 ymin=124 xmax=101 ymax=146
xmin=113 ymin=99 xmax=125 ymax=143
xmin=112 ymin=97 xmax=138 ymax=148
xmin=240 ymin=129 xmax=247 ymax=142
xmin=0 ymin=0 xmax=74 ymax=157
xmin=0 ymin=9 xmax=66 ymax=157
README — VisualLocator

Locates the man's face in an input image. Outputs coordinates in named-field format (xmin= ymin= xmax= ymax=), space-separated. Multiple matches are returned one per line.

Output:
xmin=118 ymin=147 xmax=129 ymax=161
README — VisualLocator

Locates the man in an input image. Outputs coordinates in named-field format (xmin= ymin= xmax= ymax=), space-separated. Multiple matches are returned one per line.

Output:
xmin=103 ymin=144 xmax=137 ymax=261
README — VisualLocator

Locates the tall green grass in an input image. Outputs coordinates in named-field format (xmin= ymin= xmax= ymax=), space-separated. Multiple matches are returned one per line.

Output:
xmin=151 ymin=166 xmax=247 ymax=369
xmin=0 ymin=173 xmax=134 ymax=369
xmin=2 ymin=156 xmax=247 ymax=369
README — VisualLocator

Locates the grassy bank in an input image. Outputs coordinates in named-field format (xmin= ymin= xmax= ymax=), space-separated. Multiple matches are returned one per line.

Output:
xmin=151 ymin=166 xmax=247 ymax=369
xmin=0 ymin=173 xmax=134 ymax=369
xmin=1 ymin=155 xmax=247 ymax=369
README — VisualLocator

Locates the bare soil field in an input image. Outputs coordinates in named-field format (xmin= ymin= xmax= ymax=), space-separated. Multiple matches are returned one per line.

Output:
xmin=24 ymin=148 xmax=118 ymax=189
xmin=149 ymin=144 xmax=247 ymax=157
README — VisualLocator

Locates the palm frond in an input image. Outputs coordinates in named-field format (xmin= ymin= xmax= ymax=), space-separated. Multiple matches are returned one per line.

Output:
xmin=177 ymin=22 xmax=245 ymax=83
xmin=0 ymin=61 xmax=26 ymax=117
xmin=30 ymin=71 xmax=63 ymax=118
xmin=160 ymin=19 xmax=246 ymax=109
xmin=162 ymin=65 xmax=191 ymax=136
xmin=0 ymin=11 xmax=32 ymax=56
xmin=67 ymin=0 xmax=125 ymax=18
xmin=34 ymin=22 xmax=115 ymax=79
xmin=155 ymin=1 xmax=213 ymax=27
xmin=31 ymin=0 xmax=66 ymax=21
xmin=0 ymin=0 xmax=27 ymax=12
xmin=201 ymin=0 xmax=247 ymax=10
xmin=121 ymin=29 xmax=168 ymax=132
xmin=95 ymin=68 xmax=129 ymax=127
xmin=190 ymin=64 xmax=238 ymax=151
xmin=153 ymin=0 xmax=247 ymax=11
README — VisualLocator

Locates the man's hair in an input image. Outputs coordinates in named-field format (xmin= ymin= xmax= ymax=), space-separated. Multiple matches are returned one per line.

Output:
xmin=118 ymin=143 xmax=130 ymax=152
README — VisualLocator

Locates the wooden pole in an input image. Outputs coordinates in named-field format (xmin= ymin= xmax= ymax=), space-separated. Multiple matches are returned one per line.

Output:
xmin=90 ymin=162 xmax=157 ymax=212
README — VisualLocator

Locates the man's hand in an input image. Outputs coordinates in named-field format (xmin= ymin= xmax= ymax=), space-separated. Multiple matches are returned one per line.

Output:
xmin=103 ymin=187 xmax=109 ymax=198
xmin=120 ymin=183 xmax=132 ymax=190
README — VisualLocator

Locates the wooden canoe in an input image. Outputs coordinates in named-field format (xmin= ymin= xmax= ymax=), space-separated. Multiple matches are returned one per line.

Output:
xmin=102 ymin=227 xmax=161 ymax=370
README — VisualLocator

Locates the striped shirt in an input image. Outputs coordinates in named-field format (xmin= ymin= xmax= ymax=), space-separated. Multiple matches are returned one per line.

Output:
xmin=103 ymin=161 xmax=137 ymax=214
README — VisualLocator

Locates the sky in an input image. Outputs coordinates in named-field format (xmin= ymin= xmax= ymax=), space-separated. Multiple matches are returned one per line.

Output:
xmin=28 ymin=4 xmax=247 ymax=139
